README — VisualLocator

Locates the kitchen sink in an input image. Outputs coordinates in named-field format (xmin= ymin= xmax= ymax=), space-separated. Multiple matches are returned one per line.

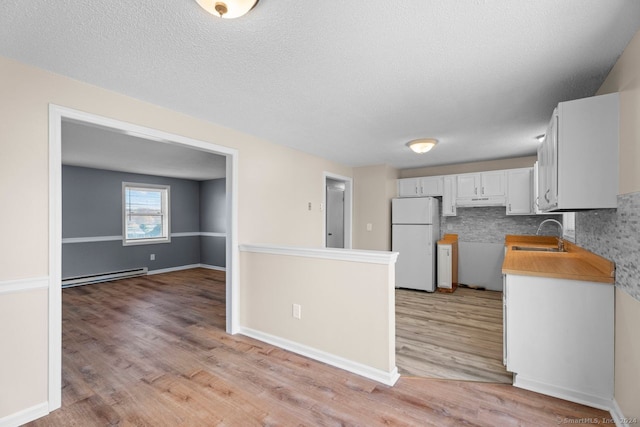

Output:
xmin=511 ymin=246 xmax=566 ymax=252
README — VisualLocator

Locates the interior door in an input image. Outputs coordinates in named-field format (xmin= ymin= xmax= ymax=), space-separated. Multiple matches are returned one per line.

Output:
xmin=326 ymin=187 xmax=345 ymax=248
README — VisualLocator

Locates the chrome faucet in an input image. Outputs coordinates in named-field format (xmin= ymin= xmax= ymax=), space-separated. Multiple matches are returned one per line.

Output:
xmin=536 ymin=218 xmax=564 ymax=250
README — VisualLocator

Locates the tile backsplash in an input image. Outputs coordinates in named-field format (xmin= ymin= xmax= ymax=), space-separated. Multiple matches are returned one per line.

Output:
xmin=440 ymin=194 xmax=640 ymax=303
xmin=577 ymin=191 xmax=640 ymax=301
xmin=440 ymin=206 xmax=561 ymax=244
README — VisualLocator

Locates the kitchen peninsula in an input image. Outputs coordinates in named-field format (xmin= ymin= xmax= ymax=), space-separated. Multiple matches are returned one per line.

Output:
xmin=502 ymin=235 xmax=615 ymax=410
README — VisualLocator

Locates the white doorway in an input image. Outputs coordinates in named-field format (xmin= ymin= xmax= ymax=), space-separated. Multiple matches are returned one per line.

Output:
xmin=48 ymin=105 xmax=239 ymax=411
xmin=323 ymin=172 xmax=352 ymax=249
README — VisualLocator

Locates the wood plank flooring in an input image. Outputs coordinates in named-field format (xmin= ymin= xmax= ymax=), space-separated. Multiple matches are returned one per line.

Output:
xmin=396 ymin=287 xmax=513 ymax=383
xmin=27 ymin=268 xmax=610 ymax=426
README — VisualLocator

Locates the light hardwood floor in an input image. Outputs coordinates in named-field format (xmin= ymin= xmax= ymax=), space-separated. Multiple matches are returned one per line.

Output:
xmin=27 ymin=268 xmax=609 ymax=426
xmin=396 ymin=287 xmax=513 ymax=383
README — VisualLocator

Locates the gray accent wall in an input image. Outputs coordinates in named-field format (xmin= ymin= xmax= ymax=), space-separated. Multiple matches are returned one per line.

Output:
xmin=200 ymin=178 xmax=227 ymax=268
xmin=576 ymin=192 xmax=640 ymax=301
xmin=200 ymin=179 xmax=226 ymax=233
xmin=63 ymin=166 xmax=200 ymax=237
xmin=62 ymin=166 xmax=227 ymax=278
xmin=62 ymin=238 xmax=201 ymax=277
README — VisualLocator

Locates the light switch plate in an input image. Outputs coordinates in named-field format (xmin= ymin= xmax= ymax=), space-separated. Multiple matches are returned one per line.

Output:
xmin=292 ymin=303 xmax=301 ymax=319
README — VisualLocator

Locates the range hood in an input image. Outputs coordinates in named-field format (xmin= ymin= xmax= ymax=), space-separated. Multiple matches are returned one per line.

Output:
xmin=456 ymin=195 xmax=506 ymax=207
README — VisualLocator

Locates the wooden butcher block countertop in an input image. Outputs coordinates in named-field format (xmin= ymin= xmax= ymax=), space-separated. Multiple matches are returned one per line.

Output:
xmin=502 ymin=235 xmax=615 ymax=284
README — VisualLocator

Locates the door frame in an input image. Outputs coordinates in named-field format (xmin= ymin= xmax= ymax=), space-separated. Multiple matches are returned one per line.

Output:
xmin=48 ymin=104 xmax=239 ymax=411
xmin=322 ymin=172 xmax=352 ymax=249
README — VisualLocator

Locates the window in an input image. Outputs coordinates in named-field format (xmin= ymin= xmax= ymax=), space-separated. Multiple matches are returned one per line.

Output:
xmin=122 ymin=183 xmax=170 ymax=246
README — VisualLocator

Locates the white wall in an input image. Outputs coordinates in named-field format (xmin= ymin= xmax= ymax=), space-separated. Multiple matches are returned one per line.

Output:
xmin=353 ymin=164 xmax=398 ymax=251
xmin=399 ymin=156 xmax=536 ymax=178
xmin=0 ymin=55 xmax=353 ymax=421
xmin=240 ymin=248 xmax=397 ymax=382
xmin=595 ymin=29 xmax=640 ymax=419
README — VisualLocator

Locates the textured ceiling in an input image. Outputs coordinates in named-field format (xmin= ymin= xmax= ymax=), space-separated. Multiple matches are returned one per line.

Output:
xmin=2 ymin=0 xmax=640 ymax=170
xmin=62 ymin=121 xmax=227 ymax=181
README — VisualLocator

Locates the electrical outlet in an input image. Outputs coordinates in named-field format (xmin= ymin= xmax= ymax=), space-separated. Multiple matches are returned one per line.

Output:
xmin=150 ymin=254 xmax=155 ymax=261
xmin=366 ymin=223 xmax=373 ymax=231
xmin=292 ymin=303 xmax=302 ymax=319
xmin=308 ymin=202 xmax=312 ymax=211
xmin=446 ymin=224 xmax=453 ymax=231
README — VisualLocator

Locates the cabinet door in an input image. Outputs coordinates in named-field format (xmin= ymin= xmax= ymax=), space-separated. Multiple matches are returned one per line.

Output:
xmin=537 ymin=144 xmax=547 ymax=210
xmin=505 ymin=274 xmax=614 ymax=401
xmin=420 ymin=176 xmax=444 ymax=196
xmin=480 ymin=170 xmax=506 ymax=197
xmin=456 ymin=173 xmax=480 ymax=198
xmin=547 ymin=113 xmax=558 ymax=208
xmin=533 ymin=161 xmax=543 ymax=214
xmin=437 ymin=244 xmax=452 ymax=289
xmin=397 ymin=178 xmax=419 ymax=197
xmin=503 ymin=274 xmax=507 ymax=366
xmin=506 ymin=168 xmax=533 ymax=215
xmin=442 ymin=176 xmax=457 ymax=216
xmin=538 ymin=111 xmax=558 ymax=210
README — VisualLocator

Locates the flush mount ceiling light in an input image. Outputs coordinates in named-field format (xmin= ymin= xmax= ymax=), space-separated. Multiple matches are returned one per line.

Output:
xmin=535 ymin=134 xmax=546 ymax=142
xmin=407 ymin=138 xmax=438 ymax=154
xmin=196 ymin=0 xmax=259 ymax=19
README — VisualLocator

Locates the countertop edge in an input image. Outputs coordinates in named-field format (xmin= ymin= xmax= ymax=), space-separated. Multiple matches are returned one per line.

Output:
xmin=502 ymin=235 xmax=615 ymax=284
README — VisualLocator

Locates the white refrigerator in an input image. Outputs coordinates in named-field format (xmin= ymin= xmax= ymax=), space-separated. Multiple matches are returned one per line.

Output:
xmin=392 ymin=197 xmax=440 ymax=292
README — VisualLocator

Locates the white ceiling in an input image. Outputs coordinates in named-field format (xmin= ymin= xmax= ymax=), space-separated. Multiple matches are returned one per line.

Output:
xmin=2 ymin=1 xmax=640 ymax=170
xmin=62 ymin=121 xmax=227 ymax=180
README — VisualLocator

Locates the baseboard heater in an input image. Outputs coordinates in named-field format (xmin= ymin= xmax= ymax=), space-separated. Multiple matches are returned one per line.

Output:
xmin=62 ymin=267 xmax=148 ymax=288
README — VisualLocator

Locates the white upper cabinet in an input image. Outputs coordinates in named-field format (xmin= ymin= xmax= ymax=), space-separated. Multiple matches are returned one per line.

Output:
xmin=506 ymin=168 xmax=533 ymax=215
xmin=537 ymin=92 xmax=619 ymax=211
xmin=397 ymin=168 xmax=538 ymax=216
xmin=481 ymin=170 xmax=507 ymax=197
xmin=456 ymin=171 xmax=506 ymax=206
xmin=533 ymin=162 xmax=554 ymax=215
xmin=537 ymin=111 xmax=558 ymax=211
xmin=421 ymin=176 xmax=444 ymax=196
xmin=398 ymin=178 xmax=421 ymax=197
xmin=456 ymin=173 xmax=480 ymax=198
xmin=398 ymin=176 xmax=443 ymax=197
xmin=442 ymin=175 xmax=457 ymax=216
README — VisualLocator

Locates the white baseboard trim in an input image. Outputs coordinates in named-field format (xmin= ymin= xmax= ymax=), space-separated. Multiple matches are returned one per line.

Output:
xmin=513 ymin=375 xmax=613 ymax=411
xmin=610 ymin=398 xmax=633 ymax=427
xmin=0 ymin=277 xmax=49 ymax=295
xmin=147 ymin=264 xmax=202 ymax=275
xmin=199 ymin=264 xmax=226 ymax=271
xmin=239 ymin=327 xmax=400 ymax=387
xmin=0 ymin=401 xmax=49 ymax=427
xmin=147 ymin=264 xmax=226 ymax=275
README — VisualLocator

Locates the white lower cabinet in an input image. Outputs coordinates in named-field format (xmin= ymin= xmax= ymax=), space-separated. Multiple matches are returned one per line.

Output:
xmin=503 ymin=274 xmax=614 ymax=409
xmin=437 ymin=245 xmax=452 ymax=289
xmin=437 ymin=236 xmax=457 ymax=291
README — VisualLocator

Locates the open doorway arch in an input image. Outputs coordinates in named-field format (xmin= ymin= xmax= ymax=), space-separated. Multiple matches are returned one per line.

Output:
xmin=323 ymin=172 xmax=353 ymax=249
xmin=48 ymin=105 xmax=239 ymax=410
